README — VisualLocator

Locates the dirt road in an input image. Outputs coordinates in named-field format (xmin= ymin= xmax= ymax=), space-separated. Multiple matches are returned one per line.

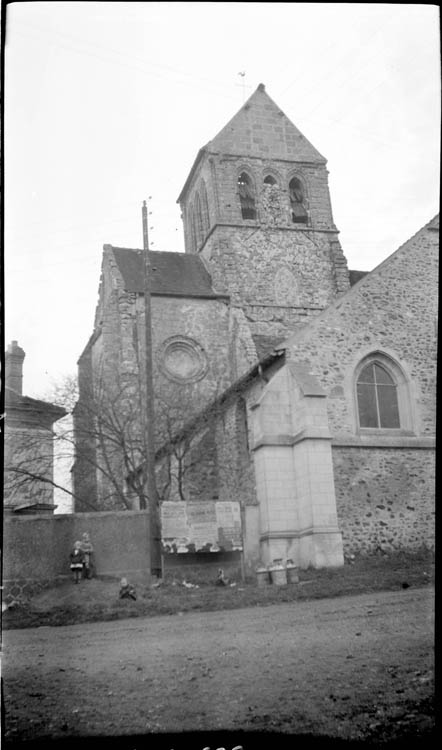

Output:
xmin=2 ymin=587 xmax=434 ymax=744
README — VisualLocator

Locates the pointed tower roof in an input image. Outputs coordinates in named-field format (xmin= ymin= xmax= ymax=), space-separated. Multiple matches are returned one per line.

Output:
xmin=207 ymin=83 xmax=326 ymax=162
xmin=178 ymin=84 xmax=326 ymax=202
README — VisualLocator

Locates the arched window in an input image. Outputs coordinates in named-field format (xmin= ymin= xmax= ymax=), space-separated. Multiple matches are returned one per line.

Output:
xmin=356 ymin=361 xmax=400 ymax=429
xmin=263 ymin=174 xmax=277 ymax=186
xmin=238 ymin=172 xmax=256 ymax=220
xmin=289 ymin=177 xmax=308 ymax=224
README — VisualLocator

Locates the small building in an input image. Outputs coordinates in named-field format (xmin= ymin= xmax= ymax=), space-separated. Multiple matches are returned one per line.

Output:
xmin=3 ymin=341 xmax=67 ymax=514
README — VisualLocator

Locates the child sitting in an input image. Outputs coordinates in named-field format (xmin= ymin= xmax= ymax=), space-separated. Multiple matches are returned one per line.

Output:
xmin=119 ymin=577 xmax=137 ymax=600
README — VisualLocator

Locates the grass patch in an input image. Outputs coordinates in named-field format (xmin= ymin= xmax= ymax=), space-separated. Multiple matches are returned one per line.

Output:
xmin=3 ymin=548 xmax=434 ymax=630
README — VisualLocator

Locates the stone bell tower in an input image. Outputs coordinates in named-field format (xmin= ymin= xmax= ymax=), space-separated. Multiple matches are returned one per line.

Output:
xmin=177 ymin=83 xmax=350 ymax=340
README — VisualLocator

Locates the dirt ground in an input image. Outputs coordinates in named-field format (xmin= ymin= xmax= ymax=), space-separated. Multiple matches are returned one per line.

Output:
xmin=2 ymin=586 xmax=434 ymax=746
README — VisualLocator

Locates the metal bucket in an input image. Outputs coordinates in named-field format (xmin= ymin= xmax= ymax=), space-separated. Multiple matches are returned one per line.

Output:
xmin=256 ymin=567 xmax=270 ymax=586
xmin=286 ymin=564 xmax=299 ymax=584
xmin=269 ymin=564 xmax=287 ymax=586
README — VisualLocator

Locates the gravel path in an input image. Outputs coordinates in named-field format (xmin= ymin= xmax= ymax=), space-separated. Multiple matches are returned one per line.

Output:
xmin=2 ymin=587 xmax=434 ymax=743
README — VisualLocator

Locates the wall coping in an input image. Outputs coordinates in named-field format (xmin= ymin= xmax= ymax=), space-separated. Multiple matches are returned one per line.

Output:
xmin=198 ymin=221 xmax=340 ymax=252
xmin=331 ymin=435 xmax=435 ymax=449
xmin=260 ymin=525 xmax=341 ymax=540
xmin=4 ymin=510 xmax=151 ymax=523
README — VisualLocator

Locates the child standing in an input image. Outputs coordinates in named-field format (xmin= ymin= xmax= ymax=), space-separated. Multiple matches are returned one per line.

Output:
xmin=80 ymin=532 xmax=94 ymax=579
xmin=69 ymin=541 xmax=85 ymax=584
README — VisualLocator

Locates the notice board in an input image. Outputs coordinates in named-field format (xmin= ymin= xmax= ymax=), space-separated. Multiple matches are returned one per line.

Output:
xmin=161 ymin=501 xmax=242 ymax=552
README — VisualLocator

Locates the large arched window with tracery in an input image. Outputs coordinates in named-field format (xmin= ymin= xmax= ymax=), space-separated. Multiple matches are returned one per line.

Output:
xmin=238 ymin=172 xmax=256 ymax=220
xmin=356 ymin=361 xmax=400 ymax=429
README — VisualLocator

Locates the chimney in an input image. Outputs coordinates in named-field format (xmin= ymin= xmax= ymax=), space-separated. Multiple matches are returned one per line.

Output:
xmin=5 ymin=341 xmax=26 ymax=395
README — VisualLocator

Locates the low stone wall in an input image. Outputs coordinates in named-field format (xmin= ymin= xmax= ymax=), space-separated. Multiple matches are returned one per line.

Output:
xmin=3 ymin=510 xmax=151 ymax=603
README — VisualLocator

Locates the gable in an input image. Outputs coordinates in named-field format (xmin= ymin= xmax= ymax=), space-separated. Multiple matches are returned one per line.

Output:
xmin=279 ymin=215 xmax=438 ymax=436
xmin=284 ymin=215 xmax=439 ymax=350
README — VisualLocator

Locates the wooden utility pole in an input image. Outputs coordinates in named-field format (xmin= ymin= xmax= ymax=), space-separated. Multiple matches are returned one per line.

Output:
xmin=142 ymin=199 xmax=162 ymax=578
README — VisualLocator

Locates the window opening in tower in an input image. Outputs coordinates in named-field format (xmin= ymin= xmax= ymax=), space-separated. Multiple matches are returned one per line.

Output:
xmin=289 ymin=177 xmax=308 ymax=224
xmin=238 ymin=172 xmax=257 ymax=220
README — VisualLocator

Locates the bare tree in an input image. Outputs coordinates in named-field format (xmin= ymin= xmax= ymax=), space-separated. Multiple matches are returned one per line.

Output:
xmin=3 ymin=387 xmax=72 ymax=511
xmin=153 ymin=392 xmax=219 ymax=504
xmin=72 ymin=372 xmax=155 ymax=512
xmin=4 ymin=373 xmax=149 ymax=512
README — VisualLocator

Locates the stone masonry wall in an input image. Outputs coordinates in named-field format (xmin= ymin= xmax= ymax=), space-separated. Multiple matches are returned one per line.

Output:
xmin=286 ymin=221 xmax=438 ymax=438
xmin=284 ymin=220 xmax=438 ymax=552
xmin=201 ymin=226 xmax=347 ymax=339
xmin=333 ymin=447 xmax=435 ymax=554
xmin=143 ymin=295 xmax=257 ymax=420
xmin=181 ymin=145 xmax=344 ymax=247
xmin=205 ymin=156 xmax=335 ymax=230
xmin=215 ymin=397 xmax=258 ymax=508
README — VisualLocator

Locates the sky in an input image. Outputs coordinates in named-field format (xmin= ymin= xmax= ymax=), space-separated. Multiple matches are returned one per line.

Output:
xmin=4 ymin=1 xmax=441 ymax=400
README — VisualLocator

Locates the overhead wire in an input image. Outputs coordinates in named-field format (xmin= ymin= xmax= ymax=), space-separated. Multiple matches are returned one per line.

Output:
xmin=10 ymin=20 xmax=240 ymax=103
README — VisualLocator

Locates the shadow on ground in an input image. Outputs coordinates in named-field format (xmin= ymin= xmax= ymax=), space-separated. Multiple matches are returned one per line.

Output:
xmin=1 ymin=729 xmax=435 ymax=750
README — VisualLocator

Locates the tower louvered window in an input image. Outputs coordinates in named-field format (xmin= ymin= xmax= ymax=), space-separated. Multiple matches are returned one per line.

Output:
xmin=289 ymin=177 xmax=308 ymax=224
xmin=238 ymin=172 xmax=256 ymax=220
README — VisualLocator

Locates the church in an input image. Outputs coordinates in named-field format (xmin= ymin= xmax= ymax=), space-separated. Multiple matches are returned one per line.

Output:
xmin=73 ymin=84 xmax=437 ymax=571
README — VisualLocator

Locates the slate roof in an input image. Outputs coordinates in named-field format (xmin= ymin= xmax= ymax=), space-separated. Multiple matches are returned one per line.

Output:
xmin=349 ymin=269 xmax=368 ymax=286
xmin=5 ymin=387 xmax=67 ymax=423
xmin=252 ymin=334 xmax=286 ymax=361
xmin=110 ymin=246 xmax=229 ymax=299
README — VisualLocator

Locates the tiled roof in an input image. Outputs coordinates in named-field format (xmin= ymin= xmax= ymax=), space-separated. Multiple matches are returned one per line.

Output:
xmin=110 ymin=247 xmax=228 ymax=299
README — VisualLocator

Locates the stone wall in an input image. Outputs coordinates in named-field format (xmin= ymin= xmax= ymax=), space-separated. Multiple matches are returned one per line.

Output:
xmin=76 ymin=254 xmax=260 ymax=509
xmin=333 ymin=447 xmax=435 ymax=554
xmin=3 ymin=510 xmax=151 ymax=603
xmin=202 ymin=225 xmax=342 ymax=307
xmin=151 ymin=296 xmax=234 ymax=401
xmin=286 ymin=222 xmax=438 ymax=437
xmin=283 ymin=219 xmax=438 ymax=552
xmin=203 ymin=156 xmax=336 ymax=231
